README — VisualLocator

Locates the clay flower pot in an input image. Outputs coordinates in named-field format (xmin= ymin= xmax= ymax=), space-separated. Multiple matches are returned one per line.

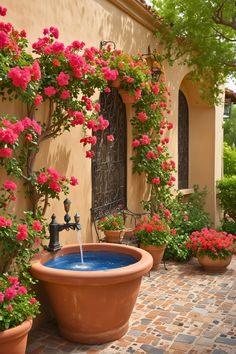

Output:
xmin=31 ymin=243 xmax=153 ymax=344
xmin=118 ymin=89 xmax=137 ymax=104
xmin=111 ymin=78 xmax=121 ymax=88
xmin=140 ymin=244 xmax=166 ymax=270
xmin=103 ymin=229 xmax=124 ymax=243
xmin=197 ymin=254 xmax=232 ymax=274
xmin=0 ymin=318 xmax=32 ymax=354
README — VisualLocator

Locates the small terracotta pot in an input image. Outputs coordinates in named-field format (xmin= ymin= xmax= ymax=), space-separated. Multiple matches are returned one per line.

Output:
xmin=118 ymin=89 xmax=137 ymax=104
xmin=103 ymin=229 xmax=124 ymax=243
xmin=197 ymin=254 xmax=232 ymax=274
xmin=111 ymin=78 xmax=121 ymax=88
xmin=0 ymin=317 xmax=32 ymax=354
xmin=140 ymin=244 xmax=166 ymax=270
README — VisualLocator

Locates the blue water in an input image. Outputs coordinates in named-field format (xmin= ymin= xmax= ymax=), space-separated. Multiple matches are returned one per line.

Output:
xmin=44 ymin=251 xmax=137 ymax=271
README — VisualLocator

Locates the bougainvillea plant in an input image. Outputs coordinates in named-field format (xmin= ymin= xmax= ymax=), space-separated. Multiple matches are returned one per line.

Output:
xmin=186 ymin=228 xmax=236 ymax=260
xmin=0 ymin=2 xmax=176 ymax=291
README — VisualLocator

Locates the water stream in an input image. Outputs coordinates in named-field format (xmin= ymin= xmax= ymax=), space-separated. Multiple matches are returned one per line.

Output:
xmin=76 ymin=229 xmax=84 ymax=264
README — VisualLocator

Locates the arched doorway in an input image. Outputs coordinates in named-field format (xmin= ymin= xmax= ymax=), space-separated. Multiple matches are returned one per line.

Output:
xmin=91 ymin=89 xmax=127 ymax=219
xmin=178 ymin=90 xmax=189 ymax=189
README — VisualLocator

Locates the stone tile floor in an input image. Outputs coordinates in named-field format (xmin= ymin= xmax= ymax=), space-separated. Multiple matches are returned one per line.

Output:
xmin=26 ymin=257 xmax=236 ymax=354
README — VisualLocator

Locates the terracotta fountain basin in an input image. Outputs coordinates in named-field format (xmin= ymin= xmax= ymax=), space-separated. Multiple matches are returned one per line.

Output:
xmin=31 ymin=243 xmax=153 ymax=344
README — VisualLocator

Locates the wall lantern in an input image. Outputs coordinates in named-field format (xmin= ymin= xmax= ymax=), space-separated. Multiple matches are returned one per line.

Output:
xmin=141 ymin=45 xmax=162 ymax=81
xmin=100 ymin=40 xmax=116 ymax=50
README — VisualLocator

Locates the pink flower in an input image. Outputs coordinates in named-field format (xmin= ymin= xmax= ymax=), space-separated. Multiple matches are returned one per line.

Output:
xmin=5 ymin=287 xmax=17 ymax=300
xmin=37 ymin=172 xmax=48 ymax=184
xmin=47 ymin=168 xmax=60 ymax=181
xmin=30 ymin=60 xmax=41 ymax=81
xmin=52 ymin=59 xmax=60 ymax=67
xmin=18 ymin=286 xmax=27 ymax=295
xmin=70 ymin=176 xmax=78 ymax=186
xmin=3 ymin=180 xmax=17 ymax=191
xmin=0 ymin=292 xmax=4 ymax=302
xmin=0 ymin=216 xmax=12 ymax=227
xmin=132 ymin=139 xmax=140 ymax=148
xmin=146 ymin=151 xmax=155 ymax=159
xmin=0 ymin=6 xmax=7 ymax=16
xmin=87 ymin=120 xmax=96 ymax=130
xmin=0 ymin=30 xmax=9 ymax=48
xmin=94 ymin=103 xmax=100 ymax=112
xmin=25 ymin=133 xmax=32 ymax=142
xmin=49 ymin=180 xmax=61 ymax=192
xmin=16 ymin=224 xmax=28 ymax=241
xmin=140 ymin=135 xmax=151 ymax=145
xmin=32 ymin=220 xmax=42 ymax=231
xmin=34 ymin=95 xmax=43 ymax=106
xmin=107 ymin=135 xmax=114 ymax=142
xmin=60 ymin=90 xmax=70 ymax=100
xmin=56 ymin=72 xmax=70 ymax=86
xmin=49 ymin=26 xmax=59 ymax=39
xmin=71 ymin=111 xmax=85 ymax=126
xmin=51 ymin=41 xmax=64 ymax=53
xmin=7 ymin=304 xmax=13 ymax=312
xmin=86 ymin=150 xmax=95 ymax=158
xmin=135 ymin=89 xmax=142 ymax=99
xmin=152 ymin=84 xmax=159 ymax=94
xmin=184 ymin=215 xmax=189 ymax=221
xmin=44 ymin=86 xmax=57 ymax=97
xmin=0 ymin=148 xmax=12 ymax=157
xmin=29 ymin=297 xmax=38 ymax=304
xmin=8 ymin=66 xmax=31 ymax=89
xmin=152 ymin=177 xmax=160 ymax=185
xmin=101 ymin=67 xmax=118 ymax=81
xmin=31 ymin=120 xmax=42 ymax=135
xmin=137 ymin=112 xmax=147 ymax=123
xmin=104 ymin=88 xmax=111 ymax=93
xmin=167 ymin=122 xmax=173 ymax=130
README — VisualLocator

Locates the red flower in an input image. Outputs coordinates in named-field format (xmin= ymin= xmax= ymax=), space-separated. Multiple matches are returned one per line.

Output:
xmin=70 ymin=176 xmax=79 ymax=186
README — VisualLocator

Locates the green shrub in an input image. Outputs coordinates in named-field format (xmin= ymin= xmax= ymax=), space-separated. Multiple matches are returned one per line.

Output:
xmin=223 ymin=143 xmax=236 ymax=176
xmin=164 ymin=186 xmax=210 ymax=262
xmin=217 ymin=176 xmax=236 ymax=222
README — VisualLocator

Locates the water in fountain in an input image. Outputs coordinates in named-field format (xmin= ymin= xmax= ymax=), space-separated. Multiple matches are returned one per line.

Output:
xmin=76 ymin=229 xmax=84 ymax=264
xmin=44 ymin=251 xmax=137 ymax=271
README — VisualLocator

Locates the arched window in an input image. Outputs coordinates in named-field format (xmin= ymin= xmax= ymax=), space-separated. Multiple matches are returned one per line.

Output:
xmin=91 ymin=89 xmax=127 ymax=219
xmin=178 ymin=90 xmax=189 ymax=189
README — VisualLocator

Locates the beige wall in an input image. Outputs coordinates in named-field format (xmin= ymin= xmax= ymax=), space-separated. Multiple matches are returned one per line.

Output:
xmin=1 ymin=0 xmax=224 ymax=247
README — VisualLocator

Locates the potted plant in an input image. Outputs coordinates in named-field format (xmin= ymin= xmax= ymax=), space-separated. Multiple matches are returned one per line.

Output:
xmin=0 ymin=274 xmax=40 ymax=354
xmin=97 ymin=213 xmax=125 ymax=242
xmin=186 ymin=228 xmax=236 ymax=273
xmin=134 ymin=214 xmax=171 ymax=269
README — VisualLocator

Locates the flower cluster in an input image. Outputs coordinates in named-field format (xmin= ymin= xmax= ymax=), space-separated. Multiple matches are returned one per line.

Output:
xmin=186 ymin=228 xmax=236 ymax=260
xmin=0 ymin=274 xmax=40 ymax=331
xmin=97 ymin=213 xmax=125 ymax=231
xmin=34 ymin=168 xmax=78 ymax=197
xmin=134 ymin=214 xmax=171 ymax=247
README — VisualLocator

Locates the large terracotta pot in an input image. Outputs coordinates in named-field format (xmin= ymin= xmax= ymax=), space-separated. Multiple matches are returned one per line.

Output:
xmin=31 ymin=243 xmax=153 ymax=344
xmin=103 ymin=229 xmax=124 ymax=243
xmin=197 ymin=254 xmax=232 ymax=274
xmin=140 ymin=244 xmax=166 ymax=270
xmin=0 ymin=317 xmax=32 ymax=354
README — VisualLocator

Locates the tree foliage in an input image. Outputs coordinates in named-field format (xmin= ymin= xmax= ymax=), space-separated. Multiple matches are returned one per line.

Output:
xmin=151 ymin=0 xmax=236 ymax=103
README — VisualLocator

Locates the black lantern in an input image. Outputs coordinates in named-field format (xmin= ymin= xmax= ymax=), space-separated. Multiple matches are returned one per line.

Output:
xmin=141 ymin=45 xmax=162 ymax=81
xmin=100 ymin=40 xmax=116 ymax=50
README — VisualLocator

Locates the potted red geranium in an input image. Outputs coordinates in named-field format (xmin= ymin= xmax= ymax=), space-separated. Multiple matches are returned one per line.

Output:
xmin=186 ymin=228 xmax=236 ymax=273
xmin=97 ymin=213 xmax=125 ymax=242
xmin=134 ymin=214 xmax=170 ymax=270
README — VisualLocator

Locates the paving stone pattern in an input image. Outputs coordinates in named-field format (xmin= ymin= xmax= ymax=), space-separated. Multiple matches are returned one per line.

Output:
xmin=26 ymin=257 xmax=236 ymax=354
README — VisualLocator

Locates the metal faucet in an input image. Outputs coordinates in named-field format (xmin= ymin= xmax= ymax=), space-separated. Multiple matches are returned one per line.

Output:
xmin=47 ymin=198 xmax=81 ymax=252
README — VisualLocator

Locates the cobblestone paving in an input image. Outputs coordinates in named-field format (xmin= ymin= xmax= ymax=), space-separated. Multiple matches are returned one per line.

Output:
xmin=26 ymin=257 xmax=236 ymax=354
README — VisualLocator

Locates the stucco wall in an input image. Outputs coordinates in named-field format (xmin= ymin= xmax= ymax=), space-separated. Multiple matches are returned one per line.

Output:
xmin=1 ymin=0 xmax=223 ymax=247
